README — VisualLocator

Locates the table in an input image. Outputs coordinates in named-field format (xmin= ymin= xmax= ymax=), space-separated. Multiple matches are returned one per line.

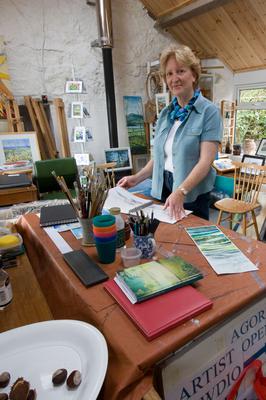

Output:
xmin=15 ymin=213 xmax=266 ymax=399
xmin=0 ymin=253 xmax=53 ymax=333
xmin=0 ymin=184 xmax=38 ymax=206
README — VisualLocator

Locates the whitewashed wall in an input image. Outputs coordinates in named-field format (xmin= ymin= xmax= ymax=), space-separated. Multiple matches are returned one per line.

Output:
xmin=0 ymin=0 xmax=172 ymax=162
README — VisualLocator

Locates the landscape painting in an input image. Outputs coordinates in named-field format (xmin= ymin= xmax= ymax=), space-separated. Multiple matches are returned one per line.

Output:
xmin=123 ymin=96 xmax=147 ymax=155
xmin=0 ymin=132 xmax=41 ymax=165
xmin=3 ymin=138 xmax=33 ymax=162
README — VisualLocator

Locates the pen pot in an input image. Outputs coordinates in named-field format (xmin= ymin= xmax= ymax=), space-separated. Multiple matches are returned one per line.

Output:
xmin=78 ymin=218 xmax=94 ymax=246
xmin=133 ymin=234 xmax=156 ymax=259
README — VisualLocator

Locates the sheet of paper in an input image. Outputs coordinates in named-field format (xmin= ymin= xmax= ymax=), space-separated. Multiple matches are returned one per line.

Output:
xmin=44 ymin=227 xmax=73 ymax=254
xmin=186 ymin=225 xmax=258 ymax=275
xmin=103 ymin=187 xmax=191 ymax=224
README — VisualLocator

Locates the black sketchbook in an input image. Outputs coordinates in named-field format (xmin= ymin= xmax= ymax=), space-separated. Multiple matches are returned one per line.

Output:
xmin=63 ymin=250 xmax=109 ymax=287
xmin=40 ymin=204 xmax=78 ymax=227
xmin=0 ymin=174 xmax=32 ymax=189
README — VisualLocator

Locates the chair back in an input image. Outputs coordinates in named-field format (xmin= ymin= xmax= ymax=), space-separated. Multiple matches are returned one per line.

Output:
xmin=34 ymin=157 xmax=78 ymax=194
xmin=96 ymin=162 xmax=116 ymax=188
xmin=232 ymin=161 xmax=266 ymax=204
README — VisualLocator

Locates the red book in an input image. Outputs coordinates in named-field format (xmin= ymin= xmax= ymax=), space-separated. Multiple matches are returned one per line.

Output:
xmin=104 ymin=280 xmax=213 ymax=340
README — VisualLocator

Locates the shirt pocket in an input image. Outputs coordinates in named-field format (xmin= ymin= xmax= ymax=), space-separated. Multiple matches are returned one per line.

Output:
xmin=186 ymin=128 xmax=202 ymax=136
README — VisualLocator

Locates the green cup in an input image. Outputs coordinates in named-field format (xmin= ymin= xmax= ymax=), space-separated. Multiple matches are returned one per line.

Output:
xmin=93 ymin=214 xmax=115 ymax=228
xmin=95 ymin=239 xmax=116 ymax=264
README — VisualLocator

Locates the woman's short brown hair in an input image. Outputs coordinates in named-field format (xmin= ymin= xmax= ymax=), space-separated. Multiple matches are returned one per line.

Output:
xmin=160 ymin=44 xmax=201 ymax=89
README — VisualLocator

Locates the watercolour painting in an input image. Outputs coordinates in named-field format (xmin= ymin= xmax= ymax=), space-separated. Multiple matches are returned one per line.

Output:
xmin=123 ymin=96 xmax=147 ymax=155
xmin=65 ymin=80 xmax=83 ymax=93
xmin=104 ymin=147 xmax=132 ymax=171
xmin=71 ymin=102 xmax=83 ymax=119
xmin=74 ymin=126 xmax=86 ymax=142
xmin=186 ymin=225 xmax=257 ymax=275
xmin=0 ymin=132 xmax=41 ymax=165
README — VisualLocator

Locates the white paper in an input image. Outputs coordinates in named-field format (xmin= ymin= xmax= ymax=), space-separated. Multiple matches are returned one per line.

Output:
xmin=186 ymin=225 xmax=258 ymax=275
xmin=44 ymin=227 xmax=73 ymax=254
xmin=104 ymin=187 xmax=191 ymax=224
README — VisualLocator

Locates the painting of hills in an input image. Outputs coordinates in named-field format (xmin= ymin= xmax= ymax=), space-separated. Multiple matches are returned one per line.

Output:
xmin=123 ymin=96 xmax=147 ymax=155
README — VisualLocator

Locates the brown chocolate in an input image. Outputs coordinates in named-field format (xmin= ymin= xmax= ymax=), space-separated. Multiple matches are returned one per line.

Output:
xmin=66 ymin=370 xmax=82 ymax=389
xmin=27 ymin=388 xmax=37 ymax=400
xmin=0 ymin=393 xmax=8 ymax=400
xmin=0 ymin=371 xmax=10 ymax=388
xmin=52 ymin=368 xmax=67 ymax=385
xmin=9 ymin=377 xmax=30 ymax=400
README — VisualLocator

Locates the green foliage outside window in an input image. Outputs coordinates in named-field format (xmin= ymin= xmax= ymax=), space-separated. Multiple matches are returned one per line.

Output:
xmin=236 ymin=88 xmax=266 ymax=143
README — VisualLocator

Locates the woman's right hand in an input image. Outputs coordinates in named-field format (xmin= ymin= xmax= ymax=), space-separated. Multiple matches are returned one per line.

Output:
xmin=117 ymin=175 xmax=139 ymax=189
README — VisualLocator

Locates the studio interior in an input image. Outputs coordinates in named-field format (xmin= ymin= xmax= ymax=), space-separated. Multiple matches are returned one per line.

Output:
xmin=0 ymin=1 xmax=266 ymax=399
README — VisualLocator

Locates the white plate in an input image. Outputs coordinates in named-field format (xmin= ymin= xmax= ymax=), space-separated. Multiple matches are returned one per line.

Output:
xmin=0 ymin=320 xmax=108 ymax=399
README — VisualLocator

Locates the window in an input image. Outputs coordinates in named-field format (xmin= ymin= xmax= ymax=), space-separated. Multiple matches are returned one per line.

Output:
xmin=235 ymin=85 xmax=266 ymax=144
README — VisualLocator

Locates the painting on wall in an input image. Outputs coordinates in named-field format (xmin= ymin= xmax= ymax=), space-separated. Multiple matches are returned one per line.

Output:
xmin=123 ymin=96 xmax=147 ymax=155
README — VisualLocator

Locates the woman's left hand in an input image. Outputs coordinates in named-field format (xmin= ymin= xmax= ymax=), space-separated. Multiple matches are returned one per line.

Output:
xmin=163 ymin=190 xmax=186 ymax=221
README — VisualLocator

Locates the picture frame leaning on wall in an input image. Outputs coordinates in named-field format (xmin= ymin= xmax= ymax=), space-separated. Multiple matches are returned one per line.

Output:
xmin=0 ymin=131 xmax=41 ymax=167
xmin=255 ymin=138 xmax=266 ymax=158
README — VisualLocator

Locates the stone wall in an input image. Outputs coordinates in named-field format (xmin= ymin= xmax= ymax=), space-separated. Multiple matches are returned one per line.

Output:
xmin=0 ymin=0 xmax=172 ymax=162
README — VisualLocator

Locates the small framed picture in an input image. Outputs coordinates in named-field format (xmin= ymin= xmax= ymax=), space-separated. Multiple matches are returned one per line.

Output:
xmin=74 ymin=153 xmax=90 ymax=166
xmin=241 ymin=154 xmax=265 ymax=174
xmin=104 ymin=147 xmax=132 ymax=171
xmin=155 ymin=92 xmax=170 ymax=117
xmin=71 ymin=102 xmax=83 ymax=119
xmin=256 ymin=138 xmax=266 ymax=157
xmin=65 ymin=80 xmax=83 ymax=93
xmin=74 ymin=126 xmax=86 ymax=142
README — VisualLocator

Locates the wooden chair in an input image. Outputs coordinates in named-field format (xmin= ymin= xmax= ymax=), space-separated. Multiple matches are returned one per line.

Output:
xmin=96 ymin=162 xmax=116 ymax=188
xmin=214 ymin=161 xmax=266 ymax=239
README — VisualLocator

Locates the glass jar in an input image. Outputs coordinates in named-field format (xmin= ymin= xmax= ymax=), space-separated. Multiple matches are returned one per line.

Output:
xmin=109 ymin=207 xmax=125 ymax=248
xmin=0 ymin=257 xmax=13 ymax=310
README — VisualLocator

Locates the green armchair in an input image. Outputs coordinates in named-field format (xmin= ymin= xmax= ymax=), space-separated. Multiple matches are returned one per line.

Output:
xmin=33 ymin=157 xmax=78 ymax=200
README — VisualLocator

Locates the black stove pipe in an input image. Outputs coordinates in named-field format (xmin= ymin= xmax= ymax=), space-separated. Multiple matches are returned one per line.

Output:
xmin=102 ymin=47 xmax=118 ymax=148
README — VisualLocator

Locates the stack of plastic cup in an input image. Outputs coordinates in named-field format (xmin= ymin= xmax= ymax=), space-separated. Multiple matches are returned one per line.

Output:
xmin=92 ymin=215 xmax=117 ymax=263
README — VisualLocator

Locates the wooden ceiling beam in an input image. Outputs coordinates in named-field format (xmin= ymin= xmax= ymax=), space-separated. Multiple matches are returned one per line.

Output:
xmin=155 ymin=0 xmax=233 ymax=29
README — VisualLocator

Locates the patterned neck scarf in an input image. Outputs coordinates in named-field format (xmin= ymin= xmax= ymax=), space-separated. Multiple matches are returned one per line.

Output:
xmin=170 ymin=89 xmax=200 ymax=123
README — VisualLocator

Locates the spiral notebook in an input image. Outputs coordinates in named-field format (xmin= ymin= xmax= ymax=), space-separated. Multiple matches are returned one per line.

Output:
xmin=40 ymin=204 xmax=78 ymax=227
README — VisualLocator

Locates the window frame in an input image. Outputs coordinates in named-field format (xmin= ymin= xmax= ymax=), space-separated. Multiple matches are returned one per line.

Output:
xmin=235 ymin=83 xmax=266 ymax=110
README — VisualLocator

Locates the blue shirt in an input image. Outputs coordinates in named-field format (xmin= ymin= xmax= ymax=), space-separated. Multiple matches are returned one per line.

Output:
xmin=151 ymin=93 xmax=223 ymax=203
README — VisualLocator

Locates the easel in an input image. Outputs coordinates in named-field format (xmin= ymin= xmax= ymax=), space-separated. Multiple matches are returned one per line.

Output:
xmin=0 ymin=78 xmax=24 ymax=132
xmin=24 ymin=96 xmax=58 ymax=159
xmin=53 ymin=98 xmax=71 ymax=157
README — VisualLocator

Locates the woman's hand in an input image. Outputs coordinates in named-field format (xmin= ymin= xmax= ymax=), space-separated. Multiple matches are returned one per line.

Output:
xmin=117 ymin=175 xmax=139 ymax=189
xmin=163 ymin=189 xmax=186 ymax=221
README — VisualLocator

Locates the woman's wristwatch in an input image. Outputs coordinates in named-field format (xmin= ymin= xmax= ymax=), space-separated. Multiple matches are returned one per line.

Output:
xmin=178 ymin=187 xmax=188 ymax=196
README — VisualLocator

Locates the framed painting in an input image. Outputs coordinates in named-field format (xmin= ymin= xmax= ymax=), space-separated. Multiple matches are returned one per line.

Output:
xmin=104 ymin=147 xmax=132 ymax=171
xmin=65 ymin=80 xmax=83 ymax=93
xmin=241 ymin=154 xmax=265 ymax=175
xmin=74 ymin=126 xmax=86 ymax=142
xmin=123 ymin=96 xmax=147 ymax=155
xmin=155 ymin=92 xmax=170 ymax=117
xmin=0 ymin=132 xmax=41 ymax=166
xmin=71 ymin=102 xmax=83 ymax=119
xmin=255 ymin=138 xmax=266 ymax=157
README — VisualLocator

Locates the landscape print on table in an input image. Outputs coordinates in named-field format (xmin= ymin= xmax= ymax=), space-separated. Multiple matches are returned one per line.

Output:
xmin=2 ymin=138 xmax=33 ymax=162
xmin=186 ymin=225 xmax=257 ymax=275
xmin=123 ymin=96 xmax=147 ymax=155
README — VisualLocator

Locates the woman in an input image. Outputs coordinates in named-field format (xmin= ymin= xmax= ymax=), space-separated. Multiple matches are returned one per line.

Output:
xmin=118 ymin=45 xmax=222 ymax=221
